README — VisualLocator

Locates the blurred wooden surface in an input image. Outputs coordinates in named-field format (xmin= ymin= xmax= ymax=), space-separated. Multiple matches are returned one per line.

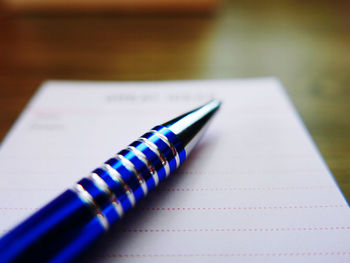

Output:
xmin=0 ymin=0 xmax=349 ymax=201
xmin=3 ymin=0 xmax=220 ymax=13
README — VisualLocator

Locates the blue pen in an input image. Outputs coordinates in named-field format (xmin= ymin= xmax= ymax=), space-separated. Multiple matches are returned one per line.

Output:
xmin=0 ymin=100 xmax=221 ymax=263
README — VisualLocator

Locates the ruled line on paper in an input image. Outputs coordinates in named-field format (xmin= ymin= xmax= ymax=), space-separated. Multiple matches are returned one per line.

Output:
xmin=30 ymin=108 xmax=187 ymax=116
xmin=3 ymin=226 xmax=350 ymax=234
xmin=138 ymin=204 xmax=347 ymax=211
xmin=119 ymin=226 xmax=350 ymax=233
xmin=158 ymin=186 xmax=338 ymax=192
xmin=0 ymin=185 xmax=338 ymax=192
xmin=1 ymin=204 xmax=346 ymax=212
xmin=100 ymin=252 xmax=350 ymax=258
xmin=30 ymin=108 xmax=296 ymax=116
xmin=0 ymin=170 xmax=330 ymax=176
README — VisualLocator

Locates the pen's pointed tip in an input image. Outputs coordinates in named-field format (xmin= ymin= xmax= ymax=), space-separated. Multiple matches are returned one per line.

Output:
xmin=210 ymin=99 xmax=222 ymax=107
xmin=162 ymin=99 xmax=222 ymax=155
xmin=207 ymin=99 xmax=222 ymax=111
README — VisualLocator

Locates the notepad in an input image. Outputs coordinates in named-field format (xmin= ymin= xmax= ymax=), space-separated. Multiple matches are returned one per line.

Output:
xmin=0 ymin=79 xmax=349 ymax=262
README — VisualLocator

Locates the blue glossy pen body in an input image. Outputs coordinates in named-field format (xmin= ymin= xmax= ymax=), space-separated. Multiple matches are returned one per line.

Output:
xmin=0 ymin=125 xmax=186 ymax=263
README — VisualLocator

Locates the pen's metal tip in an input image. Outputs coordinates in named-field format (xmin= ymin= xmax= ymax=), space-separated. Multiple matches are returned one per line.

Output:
xmin=207 ymin=99 xmax=222 ymax=110
xmin=162 ymin=99 xmax=221 ymax=155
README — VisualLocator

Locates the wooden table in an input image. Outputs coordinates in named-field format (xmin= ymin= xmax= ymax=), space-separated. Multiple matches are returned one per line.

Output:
xmin=0 ymin=1 xmax=349 ymax=201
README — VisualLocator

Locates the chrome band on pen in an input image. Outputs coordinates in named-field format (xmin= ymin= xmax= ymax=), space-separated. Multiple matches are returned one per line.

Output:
xmin=137 ymin=137 xmax=171 ymax=177
xmin=151 ymin=129 xmax=181 ymax=168
xmin=115 ymin=154 xmax=148 ymax=195
xmin=103 ymin=163 xmax=136 ymax=207
xmin=72 ymin=184 xmax=109 ymax=230
xmin=88 ymin=173 xmax=124 ymax=218
xmin=151 ymin=125 xmax=187 ymax=165
xmin=127 ymin=145 xmax=159 ymax=186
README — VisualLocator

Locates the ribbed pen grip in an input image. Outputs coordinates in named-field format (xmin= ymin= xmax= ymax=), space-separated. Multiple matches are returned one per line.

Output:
xmin=75 ymin=125 xmax=186 ymax=229
xmin=0 ymin=125 xmax=186 ymax=263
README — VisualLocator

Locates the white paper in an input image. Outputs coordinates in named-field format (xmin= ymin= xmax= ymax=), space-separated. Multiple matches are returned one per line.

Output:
xmin=0 ymin=79 xmax=349 ymax=263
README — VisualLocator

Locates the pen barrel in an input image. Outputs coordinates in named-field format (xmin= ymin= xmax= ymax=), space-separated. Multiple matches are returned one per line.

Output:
xmin=0 ymin=190 xmax=106 ymax=263
xmin=0 ymin=125 xmax=186 ymax=263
